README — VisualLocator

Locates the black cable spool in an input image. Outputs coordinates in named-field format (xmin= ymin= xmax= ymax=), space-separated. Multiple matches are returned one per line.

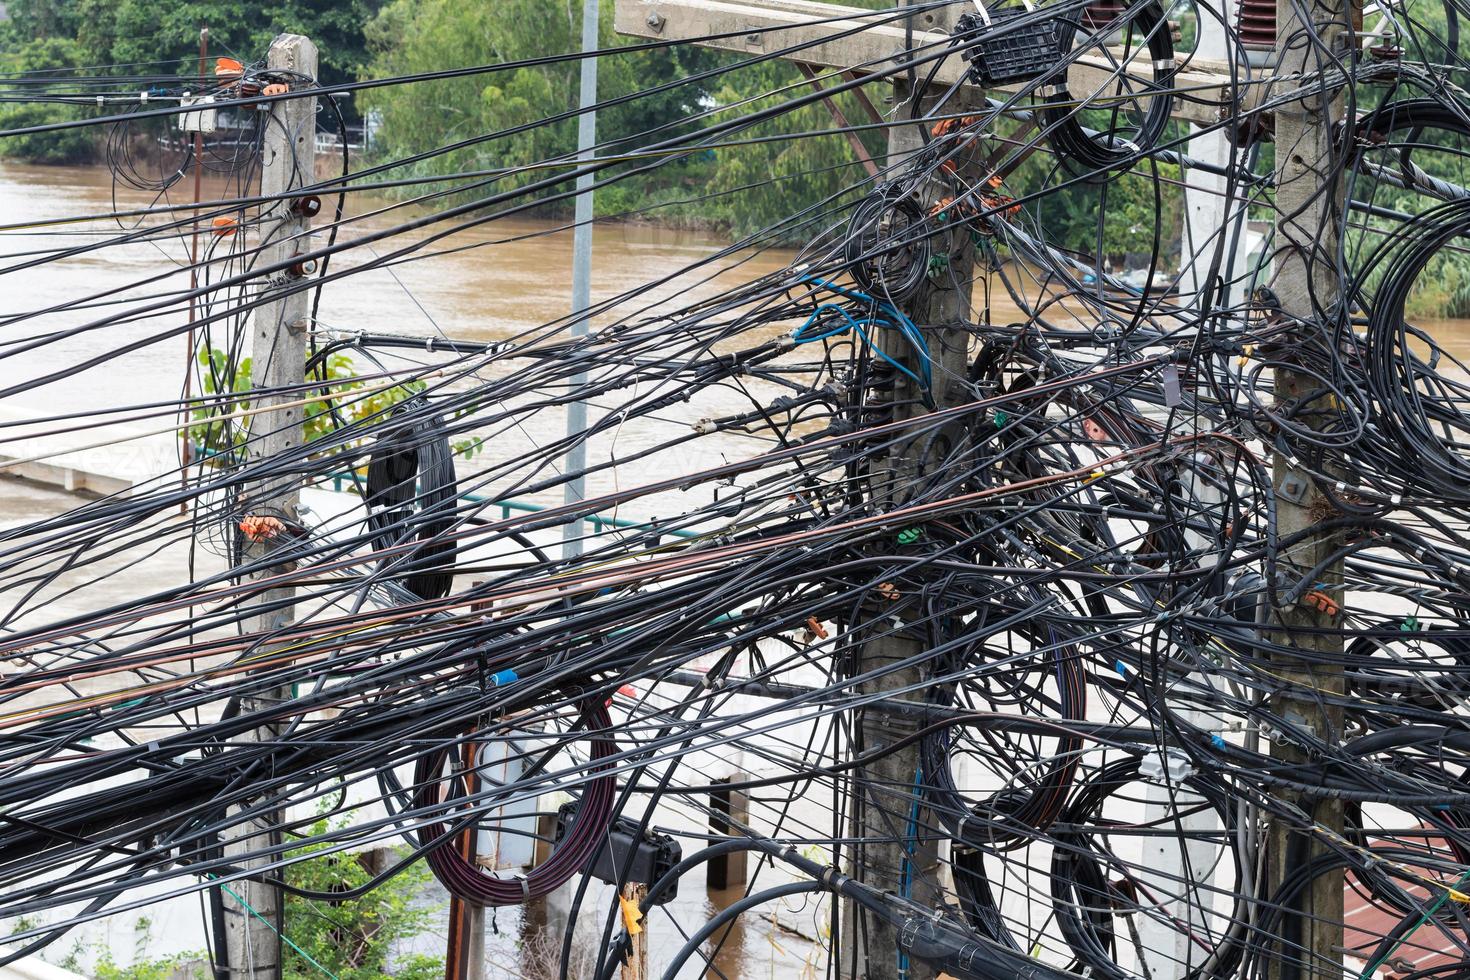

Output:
xmin=365 ymin=401 xmax=457 ymax=600
xmin=1048 ymin=758 xmax=1248 ymax=980
xmin=846 ymin=186 xmax=931 ymax=303
xmin=921 ymin=603 xmax=1087 ymax=854
xmin=1040 ymin=0 xmax=1176 ymax=179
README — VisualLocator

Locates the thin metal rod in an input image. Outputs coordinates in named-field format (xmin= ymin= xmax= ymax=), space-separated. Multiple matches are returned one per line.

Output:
xmin=563 ymin=0 xmax=601 ymax=559
xmin=181 ymin=26 xmax=208 ymax=514
xmin=795 ymin=61 xmax=879 ymax=177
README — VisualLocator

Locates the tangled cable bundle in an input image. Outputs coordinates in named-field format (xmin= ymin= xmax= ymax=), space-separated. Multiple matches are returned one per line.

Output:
xmin=7 ymin=1 xmax=1470 ymax=978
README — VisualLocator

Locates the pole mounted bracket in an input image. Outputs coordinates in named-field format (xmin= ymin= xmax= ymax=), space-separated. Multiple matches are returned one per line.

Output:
xmin=1277 ymin=474 xmax=1310 ymax=505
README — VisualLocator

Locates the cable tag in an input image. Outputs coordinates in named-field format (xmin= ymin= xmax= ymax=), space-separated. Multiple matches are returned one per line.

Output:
xmin=619 ymin=894 xmax=644 ymax=935
xmin=1161 ymin=363 xmax=1182 ymax=408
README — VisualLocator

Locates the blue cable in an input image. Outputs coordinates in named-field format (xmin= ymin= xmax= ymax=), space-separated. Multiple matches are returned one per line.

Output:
xmin=795 ymin=276 xmax=933 ymax=390
xmin=897 ymin=764 xmax=924 ymax=980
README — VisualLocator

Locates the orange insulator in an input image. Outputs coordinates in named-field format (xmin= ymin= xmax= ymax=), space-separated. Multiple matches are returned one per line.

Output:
xmin=214 ymin=57 xmax=243 ymax=78
xmin=239 ymin=515 xmax=285 ymax=542
xmin=211 ymin=215 xmax=238 ymax=237
xmin=1303 ymin=590 xmax=1340 ymax=618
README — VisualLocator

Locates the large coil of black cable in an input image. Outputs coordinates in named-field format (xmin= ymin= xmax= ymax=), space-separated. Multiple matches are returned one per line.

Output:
xmin=846 ymin=185 xmax=932 ymax=303
xmin=1040 ymin=0 xmax=1175 ymax=178
xmin=365 ymin=401 xmax=458 ymax=600
xmin=1357 ymin=198 xmax=1470 ymax=503
xmin=412 ymin=699 xmax=616 ymax=905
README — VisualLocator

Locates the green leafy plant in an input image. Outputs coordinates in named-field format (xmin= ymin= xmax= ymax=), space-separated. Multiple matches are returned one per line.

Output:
xmin=53 ymin=916 xmax=205 ymax=980
xmin=93 ymin=947 xmax=205 ymax=980
xmin=190 ymin=345 xmax=488 ymax=464
xmin=190 ymin=346 xmax=255 ymax=461
xmin=278 ymin=820 xmax=441 ymax=980
xmin=37 ymin=835 xmax=438 ymax=980
xmin=301 ymin=350 xmax=427 ymax=447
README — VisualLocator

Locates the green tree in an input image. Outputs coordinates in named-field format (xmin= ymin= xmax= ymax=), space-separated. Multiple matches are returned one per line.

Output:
xmin=0 ymin=0 xmax=382 ymax=164
xmin=1005 ymin=153 xmax=1185 ymax=268
xmin=278 ymin=823 xmax=440 ymax=980
xmin=0 ymin=35 xmax=95 ymax=163
xmin=360 ymin=0 xmax=721 ymax=213
xmin=357 ymin=0 xmax=885 ymax=239
xmin=698 ymin=58 xmax=880 ymax=241
xmin=93 ymin=0 xmax=381 ymax=96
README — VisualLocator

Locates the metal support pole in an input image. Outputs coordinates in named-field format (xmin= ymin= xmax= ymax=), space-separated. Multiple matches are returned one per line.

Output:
xmin=840 ymin=5 xmax=973 ymax=976
xmin=219 ymin=33 xmax=318 ymax=980
xmin=446 ymin=740 xmax=485 ymax=980
xmin=182 ymin=26 xmax=208 ymax=512
xmin=707 ymin=775 xmax=751 ymax=891
xmin=794 ymin=62 xmax=879 ymax=178
xmin=1264 ymin=0 xmax=1349 ymax=974
xmin=564 ymin=0 xmax=601 ymax=559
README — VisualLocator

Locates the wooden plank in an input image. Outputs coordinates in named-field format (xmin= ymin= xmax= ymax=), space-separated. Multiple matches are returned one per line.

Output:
xmin=794 ymin=61 xmax=880 ymax=177
xmin=617 ymin=0 xmax=1247 ymax=125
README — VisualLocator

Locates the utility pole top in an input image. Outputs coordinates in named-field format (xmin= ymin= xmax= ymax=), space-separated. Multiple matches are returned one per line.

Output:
xmin=615 ymin=0 xmax=1254 ymax=124
xmin=268 ymin=32 xmax=318 ymax=70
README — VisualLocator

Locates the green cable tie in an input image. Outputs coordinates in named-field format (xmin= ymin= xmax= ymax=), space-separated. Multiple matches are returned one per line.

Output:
xmin=214 ymin=878 xmax=341 ymax=980
xmin=1358 ymin=870 xmax=1470 ymax=980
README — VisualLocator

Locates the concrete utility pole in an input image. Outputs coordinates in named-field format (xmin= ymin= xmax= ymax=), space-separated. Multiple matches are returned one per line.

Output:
xmin=219 ymin=33 xmax=318 ymax=980
xmin=564 ymin=0 xmax=601 ymax=560
xmin=1264 ymin=0 xmax=1349 ymax=974
xmin=839 ymin=5 xmax=973 ymax=977
xmin=1179 ymin=0 xmax=1252 ymax=307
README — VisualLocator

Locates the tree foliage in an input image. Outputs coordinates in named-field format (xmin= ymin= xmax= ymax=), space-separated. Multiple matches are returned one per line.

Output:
xmin=0 ymin=35 xmax=94 ymax=163
xmin=279 ymin=821 xmax=441 ymax=980
xmin=4 ymin=0 xmax=379 ymax=88
xmin=356 ymin=0 xmax=882 ymax=240
xmin=0 ymin=0 xmax=381 ymax=163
